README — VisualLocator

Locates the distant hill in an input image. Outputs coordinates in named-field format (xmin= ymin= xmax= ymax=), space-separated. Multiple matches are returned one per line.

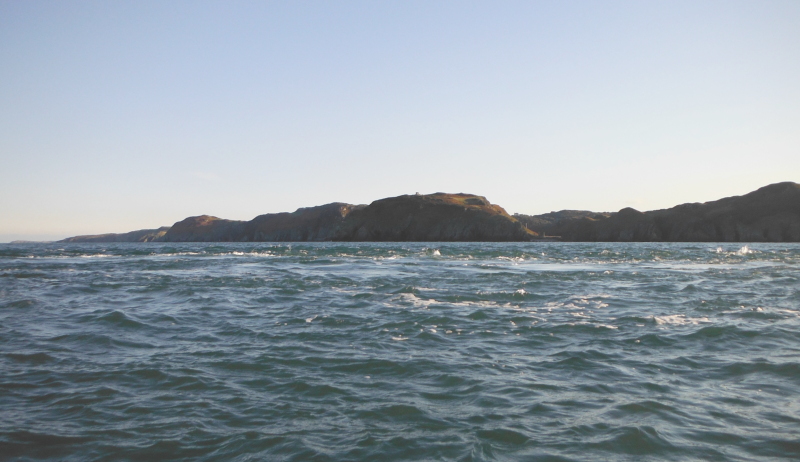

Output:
xmin=515 ymin=182 xmax=800 ymax=242
xmin=60 ymin=193 xmax=535 ymax=243
xmin=58 ymin=183 xmax=800 ymax=243
xmin=160 ymin=203 xmax=366 ymax=242
xmin=332 ymin=193 xmax=535 ymax=241
xmin=60 ymin=227 xmax=171 ymax=243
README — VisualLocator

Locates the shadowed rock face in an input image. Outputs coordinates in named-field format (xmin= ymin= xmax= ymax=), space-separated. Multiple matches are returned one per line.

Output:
xmin=333 ymin=193 xmax=537 ymax=241
xmin=160 ymin=203 xmax=363 ymax=242
xmin=515 ymin=182 xmax=800 ymax=242
xmin=512 ymin=210 xmax=611 ymax=237
xmin=243 ymin=203 xmax=364 ymax=241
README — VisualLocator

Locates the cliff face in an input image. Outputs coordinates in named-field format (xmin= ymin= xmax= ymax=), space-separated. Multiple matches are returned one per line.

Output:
xmin=516 ymin=182 xmax=800 ymax=242
xmin=159 ymin=203 xmax=363 ymax=242
xmin=334 ymin=193 xmax=537 ymax=241
xmin=649 ymin=182 xmax=800 ymax=241
xmin=162 ymin=215 xmax=246 ymax=242
xmin=243 ymin=203 xmax=363 ymax=241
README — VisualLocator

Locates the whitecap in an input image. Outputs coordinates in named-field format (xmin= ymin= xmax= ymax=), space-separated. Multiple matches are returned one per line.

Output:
xmin=736 ymin=245 xmax=756 ymax=255
xmin=653 ymin=314 xmax=710 ymax=325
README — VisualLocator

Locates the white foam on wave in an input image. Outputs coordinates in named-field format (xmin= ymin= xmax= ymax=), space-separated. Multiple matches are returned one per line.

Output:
xmin=498 ymin=256 xmax=526 ymax=264
xmin=396 ymin=293 xmax=434 ymax=308
xmin=452 ymin=300 xmax=510 ymax=309
xmin=173 ymin=251 xmax=276 ymax=257
xmin=564 ymin=321 xmax=618 ymax=329
xmin=736 ymin=245 xmax=755 ymax=255
xmin=711 ymin=245 xmax=758 ymax=256
xmin=232 ymin=251 xmax=275 ymax=257
xmin=395 ymin=292 xmax=505 ymax=310
xmin=653 ymin=314 xmax=710 ymax=325
xmin=579 ymin=293 xmax=613 ymax=299
xmin=777 ymin=308 xmax=800 ymax=316
xmin=543 ymin=295 xmax=611 ymax=311
xmin=421 ymin=248 xmax=441 ymax=257
xmin=374 ymin=255 xmax=399 ymax=261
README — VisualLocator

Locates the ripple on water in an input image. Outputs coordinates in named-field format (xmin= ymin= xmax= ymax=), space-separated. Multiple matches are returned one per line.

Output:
xmin=1 ymin=242 xmax=799 ymax=461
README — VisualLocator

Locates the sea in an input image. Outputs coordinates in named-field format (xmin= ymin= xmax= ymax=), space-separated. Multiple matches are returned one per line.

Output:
xmin=1 ymin=242 xmax=799 ymax=461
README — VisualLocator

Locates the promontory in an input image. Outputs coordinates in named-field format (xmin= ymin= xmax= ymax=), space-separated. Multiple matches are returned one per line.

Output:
xmin=60 ymin=182 xmax=800 ymax=243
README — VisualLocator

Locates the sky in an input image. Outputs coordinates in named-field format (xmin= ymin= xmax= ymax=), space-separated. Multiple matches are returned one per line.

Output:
xmin=1 ymin=0 xmax=799 ymax=241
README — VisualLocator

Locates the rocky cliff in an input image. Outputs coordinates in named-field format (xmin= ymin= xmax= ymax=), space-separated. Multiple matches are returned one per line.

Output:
xmin=59 ymin=193 xmax=532 ymax=242
xmin=157 ymin=194 xmax=534 ymax=242
xmin=333 ymin=193 xmax=536 ymax=241
xmin=515 ymin=182 xmax=800 ymax=242
xmin=244 ymin=203 xmax=364 ymax=241
xmin=58 ymin=183 xmax=800 ymax=243
xmin=161 ymin=216 xmax=246 ymax=242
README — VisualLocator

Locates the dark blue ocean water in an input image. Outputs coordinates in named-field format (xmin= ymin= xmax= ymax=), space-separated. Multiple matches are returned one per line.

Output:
xmin=1 ymin=242 xmax=799 ymax=461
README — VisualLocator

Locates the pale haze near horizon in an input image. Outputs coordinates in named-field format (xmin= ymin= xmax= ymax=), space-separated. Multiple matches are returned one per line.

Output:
xmin=1 ymin=0 xmax=798 ymax=242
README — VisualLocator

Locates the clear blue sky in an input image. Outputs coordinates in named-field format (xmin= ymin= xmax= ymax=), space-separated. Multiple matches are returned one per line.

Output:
xmin=1 ymin=0 xmax=799 ymax=241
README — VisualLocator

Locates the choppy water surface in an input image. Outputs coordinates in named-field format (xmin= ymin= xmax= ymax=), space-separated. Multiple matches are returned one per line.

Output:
xmin=1 ymin=242 xmax=799 ymax=461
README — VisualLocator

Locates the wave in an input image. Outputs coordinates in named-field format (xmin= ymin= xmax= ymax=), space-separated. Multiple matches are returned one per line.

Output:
xmin=2 ymin=241 xmax=800 ymax=461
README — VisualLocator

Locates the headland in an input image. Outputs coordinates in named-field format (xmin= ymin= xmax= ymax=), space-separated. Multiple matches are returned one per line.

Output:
xmin=59 ymin=182 xmax=800 ymax=243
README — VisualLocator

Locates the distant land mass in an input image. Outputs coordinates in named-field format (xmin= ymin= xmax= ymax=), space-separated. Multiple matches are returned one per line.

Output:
xmin=514 ymin=181 xmax=800 ymax=242
xmin=58 ymin=182 xmax=800 ymax=243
